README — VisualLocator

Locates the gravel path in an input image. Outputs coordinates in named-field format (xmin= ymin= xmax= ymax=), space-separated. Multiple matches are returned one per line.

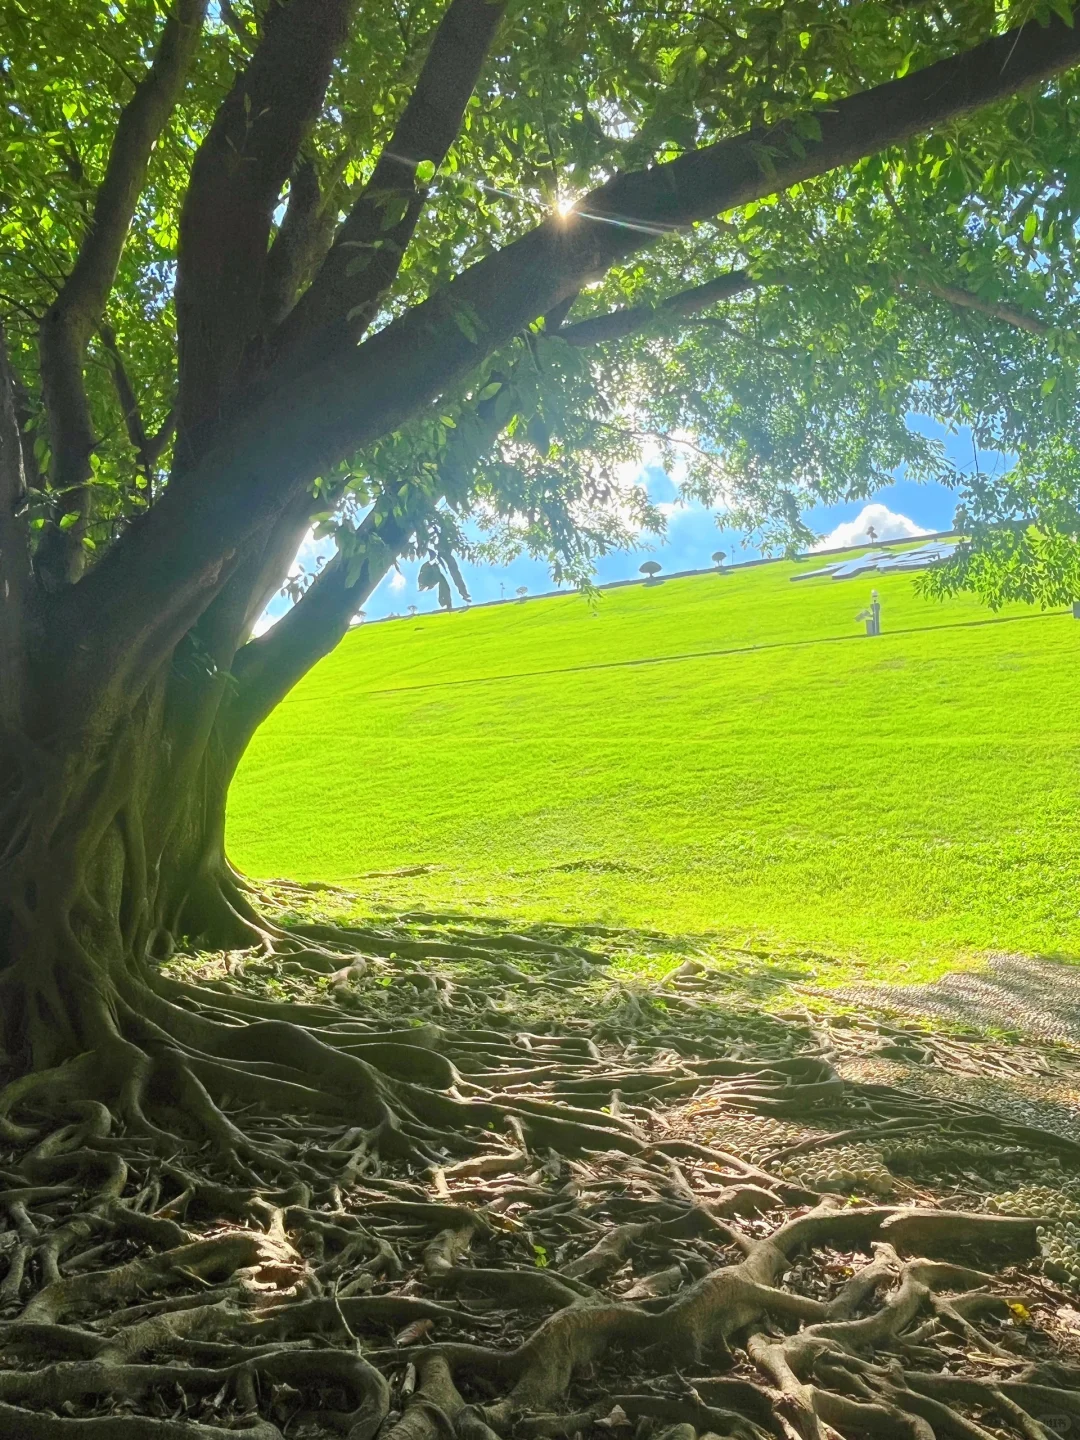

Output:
xmin=837 ymin=951 xmax=1080 ymax=1045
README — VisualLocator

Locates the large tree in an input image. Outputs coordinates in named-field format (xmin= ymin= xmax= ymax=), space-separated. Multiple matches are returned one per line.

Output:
xmin=4 ymin=2 xmax=1080 ymax=1435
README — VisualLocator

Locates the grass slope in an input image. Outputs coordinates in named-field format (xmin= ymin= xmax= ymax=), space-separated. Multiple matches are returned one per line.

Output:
xmin=228 ymin=550 xmax=1080 ymax=981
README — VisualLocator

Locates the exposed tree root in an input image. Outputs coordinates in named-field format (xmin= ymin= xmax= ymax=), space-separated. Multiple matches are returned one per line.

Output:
xmin=4 ymin=911 xmax=1080 ymax=1438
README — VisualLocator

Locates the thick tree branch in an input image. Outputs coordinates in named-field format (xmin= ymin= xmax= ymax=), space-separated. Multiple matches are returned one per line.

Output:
xmin=227 ymin=503 xmax=415 ymax=750
xmin=260 ymin=159 xmax=333 ymax=329
xmin=274 ymin=0 xmax=506 ymax=367
xmin=908 ymin=275 xmax=1052 ymax=336
xmin=66 ymin=3 xmax=1080 ymax=707
xmin=36 ymin=0 xmax=208 ymax=586
xmin=173 ymin=0 xmax=357 ymax=467
xmin=192 ymin=494 xmax=316 ymax=681
xmin=556 ymin=271 xmax=755 ymax=346
xmin=261 ymin=146 xmax=369 ymax=331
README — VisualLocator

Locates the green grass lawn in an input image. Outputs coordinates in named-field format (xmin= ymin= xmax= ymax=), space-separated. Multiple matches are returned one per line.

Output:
xmin=228 ymin=549 xmax=1080 ymax=983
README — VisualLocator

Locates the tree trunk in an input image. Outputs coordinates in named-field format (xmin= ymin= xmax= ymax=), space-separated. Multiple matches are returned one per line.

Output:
xmin=0 ymin=508 xmax=424 ymax=1178
xmin=0 ymin=656 xmax=260 ymax=1077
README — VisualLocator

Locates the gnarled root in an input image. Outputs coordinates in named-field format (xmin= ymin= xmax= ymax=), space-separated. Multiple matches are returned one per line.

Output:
xmin=3 ymin=912 xmax=1080 ymax=1438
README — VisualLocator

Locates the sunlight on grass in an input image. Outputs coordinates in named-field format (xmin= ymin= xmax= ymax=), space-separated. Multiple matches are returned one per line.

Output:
xmin=228 ymin=551 xmax=1080 ymax=981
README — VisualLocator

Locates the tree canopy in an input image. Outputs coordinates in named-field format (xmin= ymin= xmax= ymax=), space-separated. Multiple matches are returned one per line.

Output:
xmin=4 ymin=0 xmax=1080 ymax=634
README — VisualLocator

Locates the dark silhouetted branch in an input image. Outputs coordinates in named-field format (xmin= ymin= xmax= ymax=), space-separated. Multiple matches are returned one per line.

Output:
xmin=36 ymin=0 xmax=207 ymax=586
xmin=275 ymin=0 xmax=506 ymax=367
xmin=99 ymin=325 xmax=176 ymax=481
xmin=228 ymin=504 xmax=414 ymax=750
xmin=914 ymin=276 xmax=1052 ymax=337
xmin=174 ymin=0 xmax=357 ymax=465
xmin=557 ymin=271 xmax=755 ymax=346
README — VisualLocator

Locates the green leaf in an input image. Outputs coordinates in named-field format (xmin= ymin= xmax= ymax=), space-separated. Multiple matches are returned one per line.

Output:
xmin=415 ymin=159 xmax=436 ymax=184
xmin=492 ymin=384 xmax=518 ymax=429
xmin=417 ymin=561 xmax=442 ymax=591
xmin=380 ymin=195 xmax=411 ymax=231
xmin=446 ymin=552 xmax=471 ymax=602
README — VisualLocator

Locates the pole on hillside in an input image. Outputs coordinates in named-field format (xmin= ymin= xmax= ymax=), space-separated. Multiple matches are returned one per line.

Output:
xmin=856 ymin=590 xmax=881 ymax=636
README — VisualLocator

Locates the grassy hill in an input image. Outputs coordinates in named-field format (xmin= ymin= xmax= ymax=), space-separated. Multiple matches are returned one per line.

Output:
xmin=227 ymin=548 xmax=1080 ymax=982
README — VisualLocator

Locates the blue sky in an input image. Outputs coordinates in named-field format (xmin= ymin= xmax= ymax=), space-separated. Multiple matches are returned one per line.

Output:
xmin=257 ymin=416 xmax=1010 ymax=630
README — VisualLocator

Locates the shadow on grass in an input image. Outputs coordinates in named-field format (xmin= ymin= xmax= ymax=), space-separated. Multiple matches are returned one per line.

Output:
xmin=179 ymin=879 xmax=1080 ymax=1147
xmin=265 ymin=875 xmax=1080 ymax=1047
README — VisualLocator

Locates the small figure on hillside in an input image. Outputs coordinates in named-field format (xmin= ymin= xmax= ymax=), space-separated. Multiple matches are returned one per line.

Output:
xmin=516 ymin=586 xmax=528 ymax=602
xmin=640 ymin=561 xmax=662 ymax=583
xmin=407 ymin=604 xmax=418 ymax=617
xmin=712 ymin=550 xmax=727 ymax=571
xmin=866 ymin=525 xmax=878 ymax=544
xmin=856 ymin=588 xmax=882 ymax=636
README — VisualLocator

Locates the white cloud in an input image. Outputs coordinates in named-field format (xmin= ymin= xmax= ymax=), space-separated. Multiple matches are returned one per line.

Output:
xmin=813 ymin=504 xmax=930 ymax=552
xmin=250 ymin=611 xmax=277 ymax=638
xmin=615 ymin=431 xmax=694 ymax=493
xmin=388 ymin=570 xmax=407 ymax=592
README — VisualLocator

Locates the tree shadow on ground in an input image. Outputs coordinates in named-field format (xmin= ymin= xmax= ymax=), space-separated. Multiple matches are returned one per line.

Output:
xmin=273 ymin=885 xmax=818 ymax=1004
xmin=260 ymin=884 xmax=1080 ymax=1142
